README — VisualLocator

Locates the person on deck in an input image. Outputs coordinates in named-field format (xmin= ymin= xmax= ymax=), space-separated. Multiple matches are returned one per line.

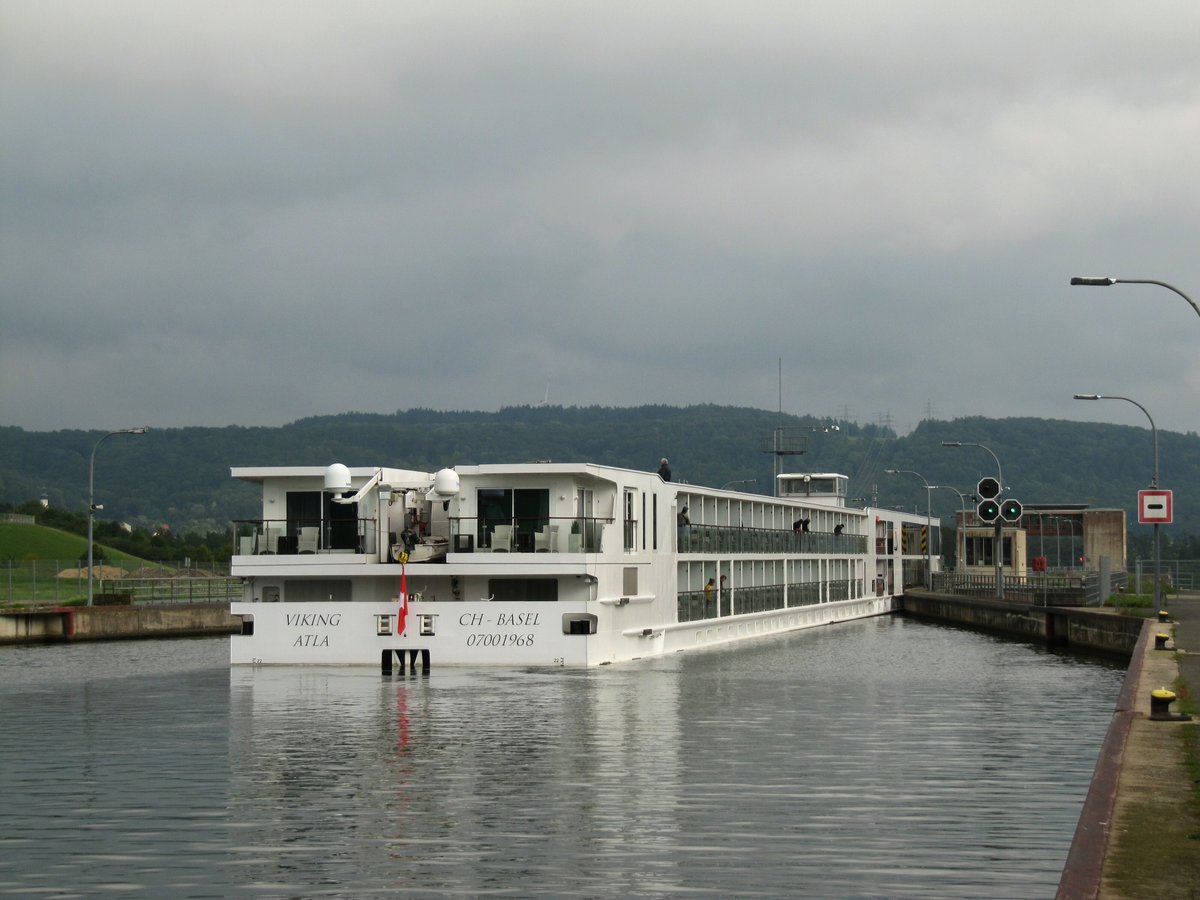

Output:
xmin=658 ymin=458 xmax=672 ymax=481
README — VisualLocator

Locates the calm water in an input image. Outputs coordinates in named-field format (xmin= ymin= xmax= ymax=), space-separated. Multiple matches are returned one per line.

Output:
xmin=0 ymin=617 xmax=1124 ymax=898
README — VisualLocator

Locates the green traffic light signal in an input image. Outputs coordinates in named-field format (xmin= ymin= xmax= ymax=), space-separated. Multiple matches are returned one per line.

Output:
xmin=1000 ymin=499 xmax=1023 ymax=522
xmin=977 ymin=499 xmax=1000 ymax=523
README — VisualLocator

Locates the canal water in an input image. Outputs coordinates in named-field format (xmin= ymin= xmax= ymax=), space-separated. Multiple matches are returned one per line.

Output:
xmin=0 ymin=616 xmax=1124 ymax=898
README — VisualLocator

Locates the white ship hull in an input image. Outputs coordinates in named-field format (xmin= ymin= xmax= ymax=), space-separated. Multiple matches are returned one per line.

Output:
xmin=231 ymin=594 xmax=897 ymax=667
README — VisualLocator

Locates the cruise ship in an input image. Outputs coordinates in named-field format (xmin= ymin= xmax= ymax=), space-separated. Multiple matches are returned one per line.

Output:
xmin=229 ymin=462 xmax=937 ymax=668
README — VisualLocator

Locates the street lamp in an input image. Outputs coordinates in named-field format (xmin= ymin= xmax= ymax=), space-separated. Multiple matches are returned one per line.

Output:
xmin=885 ymin=469 xmax=933 ymax=590
xmin=1070 ymin=276 xmax=1199 ymax=319
xmin=942 ymin=440 xmax=1005 ymax=599
xmin=929 ymin=485 xmax=968 ymax=571
xmin=1074 ymin=393 xmax=1161 ymax=609
xmin=88 ymin=427 xmax=149 ymax=605
xmin=721 ymin=479 xmax=757 ymax=491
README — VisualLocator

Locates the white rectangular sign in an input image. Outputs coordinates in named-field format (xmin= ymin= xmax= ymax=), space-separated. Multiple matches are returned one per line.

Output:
xmin=1138 ymin=489 xmax=1173 ymax=524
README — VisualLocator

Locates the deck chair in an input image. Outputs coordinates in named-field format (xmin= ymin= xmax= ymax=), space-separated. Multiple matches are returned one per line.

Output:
xmin=297 ymin=526 xmax=319 ymax=554
xmin=535 ymin=526 xmax=557 ymax=552
xmin=491 ymin=524 xmax=513 ymax=552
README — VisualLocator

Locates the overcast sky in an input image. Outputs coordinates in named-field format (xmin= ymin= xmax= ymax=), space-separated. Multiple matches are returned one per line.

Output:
xmin=3 ymin=1 xmax=1199 ymax=438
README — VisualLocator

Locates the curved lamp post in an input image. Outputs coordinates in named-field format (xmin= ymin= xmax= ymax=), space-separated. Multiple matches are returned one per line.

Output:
xmin=941 ymin=440 xmax=1005 ymax=599
xmin=88 ymin=427 xmax=149 ymax=605
xmin=929 ymin=485 xmax=968 ymax=570
xmin=885 ymin=469 xmax=933 ymax=590
xmin=1074 ymin=393 xmax=1161 ymax=609
xmin=720 ymin=479 xmax=757 ymax=491
xmin=1070 ymin=276 xmax=1199 ymax=319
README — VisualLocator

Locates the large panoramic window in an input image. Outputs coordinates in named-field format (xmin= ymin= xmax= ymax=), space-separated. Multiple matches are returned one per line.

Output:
xmin=477 ymin=488 xmax=550 ymax=551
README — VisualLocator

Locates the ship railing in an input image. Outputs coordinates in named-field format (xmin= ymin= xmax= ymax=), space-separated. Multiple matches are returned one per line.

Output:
xmin=231 ymin=518 xmax=379 ymax=556
xmin=677 ymin=524 xmax=866 ymax=556
xmin=447 ymin=516 xmax=613 ymax=553
xmin=676 ymin=578 xmax=856 ymax=623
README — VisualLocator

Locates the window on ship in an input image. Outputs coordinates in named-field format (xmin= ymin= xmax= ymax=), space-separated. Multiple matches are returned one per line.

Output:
xmin=487 ymin=578 xmax=558 ymax=602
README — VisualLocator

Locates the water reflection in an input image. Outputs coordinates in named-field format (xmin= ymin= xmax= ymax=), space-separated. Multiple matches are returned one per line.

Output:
xmin=0 ymin=618 xmax=1123 ymax=898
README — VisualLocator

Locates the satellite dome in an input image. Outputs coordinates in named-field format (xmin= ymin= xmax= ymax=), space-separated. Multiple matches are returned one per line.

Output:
xmin=324 ymin=463 xmax=352 ymax=494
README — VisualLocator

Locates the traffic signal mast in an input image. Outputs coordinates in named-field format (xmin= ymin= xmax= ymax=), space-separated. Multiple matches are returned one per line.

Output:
xmin=973 ymin=477 xmax=1021 ymax=599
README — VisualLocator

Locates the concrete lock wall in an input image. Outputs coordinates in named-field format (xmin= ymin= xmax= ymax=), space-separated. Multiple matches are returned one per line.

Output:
xmin=0 ymin=604 xmax=239 ymax=644
xmin=900 ymin=590 xmax=1142 ymax=656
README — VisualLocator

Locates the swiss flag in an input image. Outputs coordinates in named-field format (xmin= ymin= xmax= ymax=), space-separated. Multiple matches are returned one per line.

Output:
xmin=396 ymin=565 xmax=408 ymax=636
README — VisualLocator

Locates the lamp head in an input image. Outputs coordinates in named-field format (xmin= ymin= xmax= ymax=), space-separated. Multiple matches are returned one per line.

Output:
xmin=941 ymin=441 xmax=962 ymax=447
xmin=1073 ymin=394 xmax=1101 ymax=400
xmin=1070 ymin=276 xmax=1117 ymax=286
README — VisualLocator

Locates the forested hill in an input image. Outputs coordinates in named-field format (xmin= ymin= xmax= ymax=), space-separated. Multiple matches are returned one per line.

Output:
xmin=1 ymin=405 xmax=1197 ymax=538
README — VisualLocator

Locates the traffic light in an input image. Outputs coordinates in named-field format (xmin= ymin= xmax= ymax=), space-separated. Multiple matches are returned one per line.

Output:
xmin=977 ymin=498 xmax=1000 ymax=523
xmin=1000 ymin=499 xmax=1023 ymax=523
xmin=976 ymin=477 xmax=1001 ymax=500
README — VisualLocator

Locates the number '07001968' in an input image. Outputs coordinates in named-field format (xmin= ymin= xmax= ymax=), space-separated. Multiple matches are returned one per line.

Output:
xmin=466 ymin=633 xmax=534 ymax=648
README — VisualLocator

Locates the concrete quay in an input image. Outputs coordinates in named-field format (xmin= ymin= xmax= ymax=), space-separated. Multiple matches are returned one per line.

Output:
xmin=0 ymin=602 xmax=240 ymax=644
xmin=1060 ymin=594 xmax=1200 ymax=900
xmin=902 ymin=589 xmax=1199 ymax=898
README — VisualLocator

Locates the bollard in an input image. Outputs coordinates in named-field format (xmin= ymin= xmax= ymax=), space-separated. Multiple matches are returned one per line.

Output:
xmin=1154 ymin=632 xmax=1170 ymax=650
xmin=1158 ymin=609 xmax=1170 ymax=623
xmin=1150 ymin=688 xmax=1177 ymax=721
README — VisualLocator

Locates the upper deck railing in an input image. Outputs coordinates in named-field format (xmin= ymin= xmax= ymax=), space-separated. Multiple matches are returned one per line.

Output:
xmin=231 ymin=517 xmax=871 ymax=558
xmin=678 ymin=524 xmax=866 ymax=555
xmin=448 ymin=517 xmax=613 ymax=553
xmin=232 ymin=519 xmax=380 ymax=556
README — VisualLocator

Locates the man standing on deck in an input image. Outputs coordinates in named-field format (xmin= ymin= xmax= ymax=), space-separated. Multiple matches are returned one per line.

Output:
xmin=658 ymin=458 xmax=671 ymax=481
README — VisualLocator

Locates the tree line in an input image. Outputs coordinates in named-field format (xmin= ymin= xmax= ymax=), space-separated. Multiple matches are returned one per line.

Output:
xmin=1 ymin=406 xmax=1197 ymax=556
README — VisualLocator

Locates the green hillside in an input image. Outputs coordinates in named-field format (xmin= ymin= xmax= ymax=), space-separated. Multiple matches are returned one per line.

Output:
xmin=0 ymin=522 xmax=147 ymax=568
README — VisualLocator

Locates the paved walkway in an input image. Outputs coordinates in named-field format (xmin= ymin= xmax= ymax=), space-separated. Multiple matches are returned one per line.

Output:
xmin=1088 ymin=594 xmax=1200 ymax=899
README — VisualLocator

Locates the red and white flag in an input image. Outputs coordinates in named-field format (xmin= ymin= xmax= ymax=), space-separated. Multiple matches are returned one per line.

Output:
xmin=396 ymin=564 xmax=408 ymax=636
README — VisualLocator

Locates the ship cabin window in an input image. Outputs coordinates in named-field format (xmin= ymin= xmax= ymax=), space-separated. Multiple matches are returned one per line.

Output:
xmin=778 ymin=475 xmax=847 ymax=501
xmin=478 ymin=488 xmax=550 ymax=551
xmin=653 ymin=495 xmax=658 ymax=550
xmin=487 ymin=578 xmax=558 ymax=602
xmin=624 ymin=489 xmax=637 ymax=551
xmin=284 ymin=490 xmax=359 ymax=552
xmin=283 ymin=579 xmax=352 ymax=602
xmin=623 ymin=567 xmax=638 ymax=595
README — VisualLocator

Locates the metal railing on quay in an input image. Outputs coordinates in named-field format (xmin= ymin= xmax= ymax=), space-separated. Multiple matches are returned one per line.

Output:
xmin=1133 ymin=558 xmax=1200 ymax=593
xmin=930 ymin=570 xmax=1129 ymax=607
xmin=2 ymin=559 xmax=236 ymax=607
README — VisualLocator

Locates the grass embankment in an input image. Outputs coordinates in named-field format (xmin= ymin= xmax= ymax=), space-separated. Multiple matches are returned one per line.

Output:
xmin=0 ymin=523 xmax=152 ymax=606
xmin=1106 ymin=591 xmax=1172 ymax=617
